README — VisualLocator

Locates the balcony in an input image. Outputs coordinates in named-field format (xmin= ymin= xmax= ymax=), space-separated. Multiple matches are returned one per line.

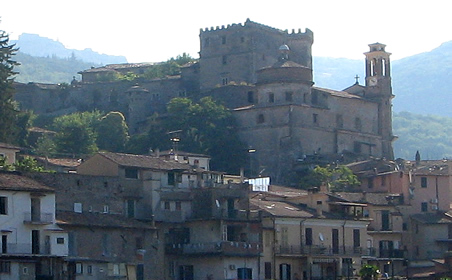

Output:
xmin=1 ymin=243 xmax=47 ymax=255
xmin=275 ymin=245 xmax=364 ymax=257
xmin=165 ymin=241 xmax=261 ymax=256
xmin=23 ymin=212 xmax=53 ymax=224
xmin=211 ymin=209 xmax=261 ymax=221
xmin=362 ymin=248 xmax=405 ymax=259
xmin=154 ymin=209 xmax=188 ymax=223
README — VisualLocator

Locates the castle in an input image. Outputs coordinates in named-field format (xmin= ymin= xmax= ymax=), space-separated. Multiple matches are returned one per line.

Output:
xmin=14 ymin=19 xmax=395 ymax=183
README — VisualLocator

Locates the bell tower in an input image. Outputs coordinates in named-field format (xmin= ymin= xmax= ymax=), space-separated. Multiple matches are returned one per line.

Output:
xmin=364 ymin=43 xmax=394 ymax=159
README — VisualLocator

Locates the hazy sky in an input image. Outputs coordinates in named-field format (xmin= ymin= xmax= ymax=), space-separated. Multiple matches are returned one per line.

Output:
xmin=2 ymin=0 xmax=451 ymax=63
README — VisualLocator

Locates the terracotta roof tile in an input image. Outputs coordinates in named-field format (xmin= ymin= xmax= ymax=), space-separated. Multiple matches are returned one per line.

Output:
xmin=0 ymin=172 xmax=54 ymax=192
xmin=250 ymin=198 xmax=314 ymax=218
xmin=99 ymin=152 xmax=191 ymax=171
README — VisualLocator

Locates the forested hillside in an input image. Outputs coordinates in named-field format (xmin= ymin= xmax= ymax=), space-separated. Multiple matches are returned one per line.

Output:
xmin=393 ymin=112 xmax=452 ymax=160
xmin=14 ymin=52 xmax=99 ymax=84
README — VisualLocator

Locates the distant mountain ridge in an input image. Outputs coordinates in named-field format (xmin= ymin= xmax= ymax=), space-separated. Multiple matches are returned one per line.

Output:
xmin=12 ymin=33 xmax=127 ymax=65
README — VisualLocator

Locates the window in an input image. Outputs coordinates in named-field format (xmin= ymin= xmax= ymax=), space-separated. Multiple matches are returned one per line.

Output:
xmin=74 ymin=203 xmax=82 ymax=213
xmin=164 ymin=201 xmax=170 ymax=210
xmin=0 ymin=261 xmax=11 ymax=273
xmin=257 ymin=114 xmax=265 ymax=124
xmin=113 ymin=264 xmax=120 ymax=275
xmin=136 ymin=237 xmax=143 ymax=250
xmin=125 ymin=168 xmax=139 ymax=179
xmin=126 ymin=199 xmax=136 ymax=218
xmin=204 ymin=38 xmax=210 ymax=47
xmin=103 ymin=205 xmax=109 ymax=213
xmin=222 ymin=36 xmax=226 ymax=44
xmin=381 ymin=210 xmax=390 ymax=230
xmin=222 ymin=55 xmax=227 ymax=65
xmin=222 ymin=77 xmax=229 ymax=85
xmin=421 ymin=177 xmax=427 ymax=188
xmin=57 ymin=237 xmax=65 ymax=244
xmin=281 ymin=227 xmax=288 ymax=247
xmin=168 ymin=172 xmax=175 ymax=185
xmin=176 ymin=201 xmax=182 ymax=211
xmin=238 ymin=268 xmax=252 ymax=280
xmin=311 ymin=92 xmax=318 ymax=104
xmin=336 ymin=114 xmax=343 ymax=129
xmin=354 ymin=141 xmax=362 ymax=154
xmin=269 ymin=93 xmax=275 ymax=103
xmin=179 ymin=265 xmax=194 ymax=280
xmin=285 ymin=92 xmax=293 ymax=102
xmin=0 ymin=197 xmax=7 ymax=215
xmin=368 ymin=178 xmax=374 ymax=189
xmin=421 ymin=202 xmax=428 ymax=212
xmin=265 ymin=262 xmax=272 ymax=279
xmin=381 ymin=176 xmax=386 ymax=186
xmin=2 ymin=235 xmax=7 ymax=253
xmin=279 ymin=264 xmax=291 ymax=280
xmin=248 ymin=91 xmax=254 ymax=103
xmin=312 ymin=114 xmax=318 ymax=125
xmin=87 ymin=265 xmax=93 ymax=275
xmin=355 ymin=117 xmax=362 ymax=131
xmin=353 ymin=229 xmax=360 ymax=247
xmin=240 ymin=37 xmax=245 ymax=43
xmin=102 ymin=234 xmax=111 ymax=256
xmin=76 ymin=263 xmax=83 ymax=274
xmin=305 ymin=228 xmax=313 ymax=246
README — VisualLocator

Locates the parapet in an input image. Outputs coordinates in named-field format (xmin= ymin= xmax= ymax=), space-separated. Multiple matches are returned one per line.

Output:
xmin=199 ymin=19 xmax=313 ymax=41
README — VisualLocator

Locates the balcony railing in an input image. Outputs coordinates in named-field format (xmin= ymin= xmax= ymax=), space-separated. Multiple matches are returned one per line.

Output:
xmin=23 ymin=212 xmax=53 ymax=224
xmin=211 ymin=209 xmax=261 ymax=220
xmin=362 ymin=248 xmax=405 ymax=258
xmin=154 ymin=209 xmax=188 ymax=222
xmin=1 ymin=243 xmax=44 ymax=255
xmin=166 ymin=241 xmax=261 ymax=256
xmin=275 ymin=245 xmax=364 ymax=256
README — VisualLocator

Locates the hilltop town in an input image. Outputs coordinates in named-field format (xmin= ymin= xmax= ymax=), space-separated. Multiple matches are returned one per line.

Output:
xmin=1 ymin=19 xmax=452 ymax=280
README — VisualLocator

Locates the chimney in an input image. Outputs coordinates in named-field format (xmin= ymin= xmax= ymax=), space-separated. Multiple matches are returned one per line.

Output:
xmin=315 ymin=200 xmax=323 ymax=217
xmin=155 ymin=148 xmax=160 ymax=158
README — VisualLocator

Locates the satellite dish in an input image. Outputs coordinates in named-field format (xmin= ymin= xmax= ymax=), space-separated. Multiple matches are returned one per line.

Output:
xmin=319 ymin=233 xmax=324 ymax=241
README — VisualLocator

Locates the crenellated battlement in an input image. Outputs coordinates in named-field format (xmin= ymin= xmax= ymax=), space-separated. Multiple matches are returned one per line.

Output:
xmin=199 ymin=18 xmax=313 ymax=40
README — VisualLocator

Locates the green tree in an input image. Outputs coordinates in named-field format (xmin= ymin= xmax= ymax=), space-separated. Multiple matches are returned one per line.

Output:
xmin=143 ymin=53 xmax=196 ymax=80
xmin=96 ymin=111 xmax=129 ymax=152
xmin=14 ymin=156 xmax=46 ymax=172
xmin=14 ymin=110 xmax=35 ymax=147
xmin=299 ymin=165 xmax=360 ymax=191
xmin=0 ymin=29 xmax=19 ymax=143
xmin=0 ymin=156 xmax=13 ymax=171
xmin=359 ymin=264 xmax=379 ymax=280
xmin=34 ymin=134 xmax=56 ymax=160
xmin=162 ymin=97 xmax=247 ymax=173
xmin=52 ymin=111 xmax=101 ymax=156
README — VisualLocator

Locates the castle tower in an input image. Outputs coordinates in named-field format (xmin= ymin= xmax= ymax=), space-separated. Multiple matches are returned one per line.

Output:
xmin=364 ymin=43 xmax=395 ymax=159
xmin=198 ymin=19 xmax=313 ymax=91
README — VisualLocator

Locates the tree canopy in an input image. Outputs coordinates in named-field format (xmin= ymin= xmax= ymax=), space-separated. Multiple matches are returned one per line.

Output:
xmin=298 ymin=165 xmax=360 ymax=191
xmin=51 ymin=111 xmax=101 ymax=156
xmin=138 ymin=97 xmax=247 ymax=174
xmin=0 ymin=29 xmax=19 ymax=143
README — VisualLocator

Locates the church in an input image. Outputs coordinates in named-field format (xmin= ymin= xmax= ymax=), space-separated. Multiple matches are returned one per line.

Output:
xmin=14 ymin=19 xmax=395 ymax=183
xmin=194 ymin=19 xmax=395 ymax=183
